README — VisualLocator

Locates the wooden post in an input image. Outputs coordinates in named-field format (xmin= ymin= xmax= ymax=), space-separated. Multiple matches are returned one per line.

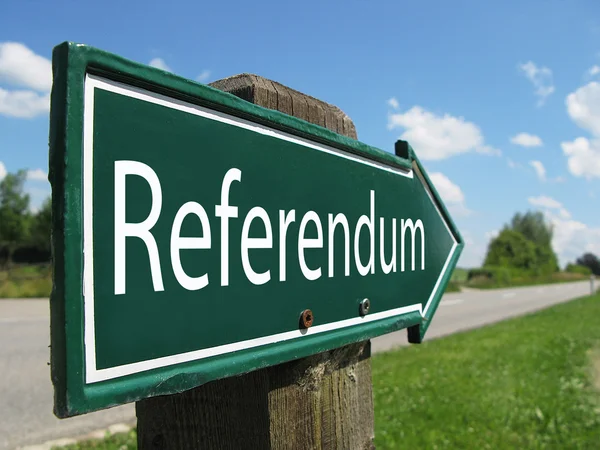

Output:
xmin=135 ymin=74 xmax=375 ymax=450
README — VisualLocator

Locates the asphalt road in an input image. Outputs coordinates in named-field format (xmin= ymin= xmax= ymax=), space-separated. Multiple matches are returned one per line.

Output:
xmin=371 ymin=279 xmax=597 ymax=353
xmin=0 ymin=279 xmax=596 ymax=449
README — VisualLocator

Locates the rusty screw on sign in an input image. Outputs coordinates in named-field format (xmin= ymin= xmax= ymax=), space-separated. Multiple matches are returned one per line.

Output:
xmin=359 ymin=298 xmax=371 ymax=317
xmin=300 ymin=309 xmax=314 ymax=329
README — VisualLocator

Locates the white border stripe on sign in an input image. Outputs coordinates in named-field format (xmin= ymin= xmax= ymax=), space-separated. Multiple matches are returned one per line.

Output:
xmin=83 ymin=74 xmax=457 ymax=383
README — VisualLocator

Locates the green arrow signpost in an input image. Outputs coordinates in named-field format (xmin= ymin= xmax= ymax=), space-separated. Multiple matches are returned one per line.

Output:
xmin=49 ymin=42 xmax=463 ymax=420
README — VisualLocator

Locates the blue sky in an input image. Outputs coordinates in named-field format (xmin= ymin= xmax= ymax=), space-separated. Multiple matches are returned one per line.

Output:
xmin=1 ymin=0 xmax=599 ymax=268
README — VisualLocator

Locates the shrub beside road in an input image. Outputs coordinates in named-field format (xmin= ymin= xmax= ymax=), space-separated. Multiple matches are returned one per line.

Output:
xmin=464 ymin=267 xmax=590 ymax=290
xmin=0 ymin=264 xmax=51 ymax=298
xmin=0 ymin=264 xmax=589 ymax=298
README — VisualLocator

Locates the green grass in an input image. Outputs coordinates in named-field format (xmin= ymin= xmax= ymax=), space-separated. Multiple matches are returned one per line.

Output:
xmin=52 ymin=293 xmax=600 ymax=449
xmin=444 ymin=280 xmax=461 ymax=292
xmin=467 ymin=271 xmax=590 ymax=290
xmin=0 ymin=277 xmax=52 ymax=298
xmin=0 ymin=264 xmax=52 ymax=298
xmin=373 ymin=292 xmax=600 ymax=449
xmin=450 ymin=267 xmax=469 ymax=283
xmin=52 ymin=430 xmax=137 ymax=450
xmin=0 ymin=264 xmax=50 ymax=280
xmin=448 ymin=268 xmax=589 ymax=292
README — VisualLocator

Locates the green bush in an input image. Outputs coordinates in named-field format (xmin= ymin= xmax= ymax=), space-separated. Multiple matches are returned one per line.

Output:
xmin=533 ymin=244 xmax=560 ymax=275
xmin=445 ymin=281 xmax=461 ymax=292
xmin=0 ymin=275 xmax=52 ymax=298
xmin=466 ymin=267 xmax=588 ymax=289
xmin=450 ymin=267 xmax=468 ymax=283
xmin=565 ymin=263 xmax=592 ymax=275
xmin=482 ymin=214 xmax=559 ymax=277
xmin=484 ymin=230 xmax=538 ymax=271
xmin=467 ymin=266 xmax=517 ymax=286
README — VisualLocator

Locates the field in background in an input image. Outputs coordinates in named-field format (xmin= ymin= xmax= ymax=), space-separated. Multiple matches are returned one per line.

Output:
xmin=447 ymin=267 xmax=591 ymax=292
xmin=0 ymin=264 xmax=52 ymax=298
xmin=0 ymin=264 xmax=590 ymax=298
xmin=444 ymin=267 xmax=469 ymax=292
xmin=52 ymin=431 xmax=137 ymax=450
xmin=450 ymin=267 xmax=469 ymax=283
xmin=465 ymin=270 xmax=590 ymax=290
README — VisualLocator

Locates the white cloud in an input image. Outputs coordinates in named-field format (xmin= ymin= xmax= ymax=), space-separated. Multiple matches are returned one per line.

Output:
xmin=507 ymin=158 xmax=522 ymax=169
xmin=559 ymin=208 xmax=571 ymax=219
xmin=475 ymin=145 xmax=502 ymax=156
xmin=24 ymin=184 xmax=50 ymax=213
xmin=485 ymin=230 xmax=499 ymax=240
xmin=27 ymin=168 xmax=47 ymax=181
xmin=530 ymin=160 xmax=546 ymax=181
xmin=458 ymin=231 xmax=486 ymax=268
xmin=196 ymin=70 xmax=211 ymax=83
xmin=528 ymin=195 xmax=571 ymax=223
xmin=561 ymin=137 xmax=600 ymax=179
xmin=525 ymin=196 xmax=600 ymax=265
xmin=0 ymin=42 xmax=51 ymax=119
xmin=566 ymin=81 xmax=600 ymax=136
xmin=546 ymin=212 xmax=600 ymax=267
xmin=429 ymin=172 xmax=471 ymax=217
xmin=528 ymin=195 xmax=562 ymax=209
xmin=588 ymin=65 xmax=600 ymax=77
xmin=510 ymin=132 xmax=543 ymax=147
xmin=149 ymin=58 xmax=172 ymax=72
xmin=528 ymin=161 xmax=563 ymax=184
xmin=0 ymin=161 xmax=6 ymax=180
xmin=518 ymin=61 xmax=555 ymax=106
xmin=0 ymin=42 xmax=51 ymax=91
xmin=387 ymin=105 xmax=500 ymax=160
xmin=430 ymin=172 xmax=464 ymax=203
xmin=387 ymin=97 xmax=399 ymax=109
xmin=563 ymin=80 xmax=600 ymax=179
xmin=0 ymin=88 xmax=50 ymax=118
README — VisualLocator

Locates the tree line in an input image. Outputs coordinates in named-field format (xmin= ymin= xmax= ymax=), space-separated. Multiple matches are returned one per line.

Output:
xmin=0 ymin=170 xmax=51 ymax=268
xmin=471 ymin=210 xmax=599 ymax=282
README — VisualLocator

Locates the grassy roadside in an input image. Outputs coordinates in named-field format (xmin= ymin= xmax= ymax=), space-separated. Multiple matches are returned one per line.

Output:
xmin=450 ymin=267 xmax=469 ymax=283
xmin=445 ymin=267 xmax=592 ymax=292
xmin=444 ymin=281 xmax=461 ymax=292
xmin=53 ymin=292 xmax=600 ymax=449
xmin=443 ymin=267 xmax=467 ymax=292
xmin=0 ymin=265 xmax=52 ymax=298
xmin=0 ymin=263 xmax=590 ymax=298
xmin=373 ymin=292 xmax=600 ymax=449
xmin=466 ymin=271 xmax=592 ymax=290
xmin=52 ymin=430 xmax=137 ymax=450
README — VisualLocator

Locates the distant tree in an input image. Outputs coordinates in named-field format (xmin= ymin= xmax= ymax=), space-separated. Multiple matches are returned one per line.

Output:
xmin=484 ymin=229 xmax=537 ymax=270
xmin=486 ymin=210 xmax=559 ymax=275
xmin=565 ymin=263 xmax=592 ymax=275
xmin=30 ymin=197 xmax=51 ymax=253
xmin=575 ymin=253 xmax=600 ymax=276
xmin=533 ymin=242 xmax=559 ymax=274
xmin=508 ymin=211 xmax=553 ymax=248
xmin=0 ymin=170 xmax=31 ymax=268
